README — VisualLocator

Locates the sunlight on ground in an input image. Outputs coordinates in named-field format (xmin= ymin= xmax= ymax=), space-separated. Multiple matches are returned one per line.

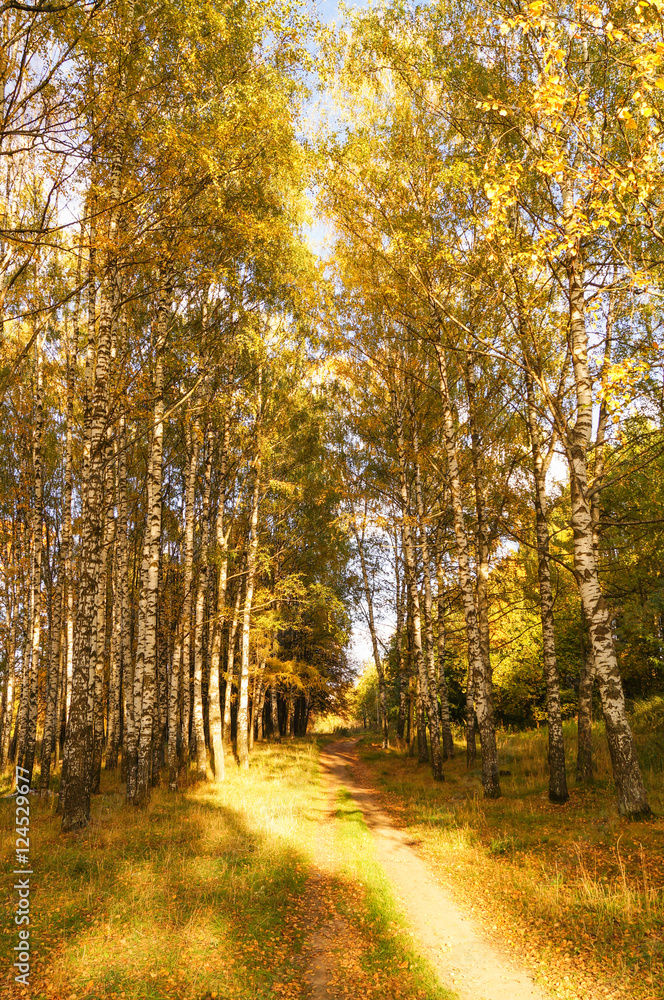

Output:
xmin=357 ymin=705 xmax=664 ymax=1000
xmin=2 ymin=741 xmax=453 ymax=1000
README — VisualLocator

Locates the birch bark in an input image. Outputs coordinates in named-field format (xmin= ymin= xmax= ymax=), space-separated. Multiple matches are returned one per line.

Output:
xmin=524 ymin=370 xmax=568 ymax=803
xmin=408 ymin=393 xmax=446 ymax=767
xmin=391 ymin=384 xmax=442 ymax=777
xmin=575 ymin=291 xmax=613 ymax=780
xmin=39 ymin=573 xmax=62 ymax=792
xmin=562 ymin=183 xmax=650 ymax=817
xmin=91 ymin=455 xmax=114 ymax=793
xmin=61 ymin=247 xmax=82 ymax=752
xmin=433 ymin=530 xmax=454 ymax=759
xmin=125 ymin=466 xmax=150 ymax=801
xmin=179 ymin=413 xmax=199 ymax=778
xmin=133 ymin=281 xmax=169 ymax=805
xmin=434 ymin=341 xmax=499 ymax=797
xmin=20 ymin=335 xmax=43 ymax=786
xmin=0 ymin=602 xmax=17 ymax=767
xmin=237 ymin=455 xmax=261 ymax=769
xmin=168 ymin=630 xmax=182 ymax=790
xmin=192 ymin=420 xmax=213 ymax=778
xmin=223 ymin=583 xmax=242 ymax=743
xmin=393 ymin=533 xmax=407 ymax=742
xmin=61 ymin=217 xmax=114 ymax=830
xmin=465 ymin=363 xmax=493 ymax=702
xmin=352 ymin=517 xmax=389 ymax=748
xmin=106 ymin=534 xmax=121 ymax=770
xmin=208 ymin=411 xmax=231 ymax=782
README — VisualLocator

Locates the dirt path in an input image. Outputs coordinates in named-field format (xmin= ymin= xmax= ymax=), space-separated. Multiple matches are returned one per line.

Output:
xmin=299 ymin=767 xmax=349 ymax=999
xmin=320 ymin=739 xmax=553 ymax=1000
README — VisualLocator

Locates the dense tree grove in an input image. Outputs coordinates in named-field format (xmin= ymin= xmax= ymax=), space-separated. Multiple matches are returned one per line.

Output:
xmin=0 ymin=0 xmax=352 ymax=833
xmin=0 ymin=0 xmax=663 ymax=831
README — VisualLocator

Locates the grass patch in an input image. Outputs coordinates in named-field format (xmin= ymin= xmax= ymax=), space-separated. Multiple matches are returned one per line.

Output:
xmin=356 ymin=701 xmax=664 ymax=1000
xmin=0 ymin=742 xmax=316 ymax=1000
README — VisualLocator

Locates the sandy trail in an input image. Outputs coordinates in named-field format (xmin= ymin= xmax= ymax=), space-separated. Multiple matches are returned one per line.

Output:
xmin=299 ymin=748 xmax=350 ymax=998
xmin=320 ymin=739 xmax=552 ymax=1000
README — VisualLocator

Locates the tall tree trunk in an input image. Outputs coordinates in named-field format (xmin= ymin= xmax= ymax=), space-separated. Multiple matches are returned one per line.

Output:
xmin=434 ymin=341 xmax=499 ymax=797
xmin=223 ymin=583 xmax=242 ymax=743
xmin=192 ymin=419 xmax=213 ymax=778
xmin=168 ymin=630 xmax=182 ymax=790
xmin=19 ymin=336 xmax=43 ymax=786
xmin=270 ymin=683 xmax=279 ymax=743
xmin=61 ymin=250 xmax=81 ymax=770
xmin=117 ymin=414 xmax=131 ymax=777
xmin=408 ymin=391 xmax=445 ymax=774
xmin=39 ymin=573 xmax=62 ymax=792
xmin=591 ymin=285 xmax=614 ymax=561
xmin=465 ymin=362 xmax=492 ymax=683
xmin=61 ymin=204 xmax=114 ymax=831
xmin=524 ymin=369 xmax=568 ymax=803
xmin=405 ymin=594 xmax=415 ymax=753
xmin=152 ymin=553 xmax=168 ymax=786
xmin=393 ymin=533 xmax=406 ymax=742
xmin=256 ymin=673 xmax=266 ymax=742
xmin=106 ymin=431 xmax=124 ymax=771
xmin=91 ymin=457 xmax=114 ymax=793
xmin=433 ymin=531 xmax=454 ymax=759
xmin=179 ymin=412 xmax=199 ymax=779
xmin=353 ymin=517 xmax=388 ymax=749
xmin=126 ymin=491 xmax=150 ymax=801
xmin=0 ymin=609 xmax=17 ymax=768
xmin=577 ymin=621 xmax=594 ymax=782
xmin=575 ymin=288 xmax=613 ymax=782
xmin=209 ymin=412 xmax=231 ymax=783
xmin=15 ymin=635 xmax=30 ymax=773
xmin=106 ymin=542 xmax=121 ymax=770
xmin=132 ymin=281 xmax=169 ymax=805
xmin=14 ymin=522 xmax=31 ymax=772
xmin=237 ymin=456 xmax=261 ymax=769
xmin=391 ymin=384 xmax=441 ymax=777
xmin=562 ymin=187 xmax=649 ymax=817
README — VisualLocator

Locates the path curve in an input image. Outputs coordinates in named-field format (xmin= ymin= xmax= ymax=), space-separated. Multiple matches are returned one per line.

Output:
xmin=320 ymin=739 xmax=552 ymax=1000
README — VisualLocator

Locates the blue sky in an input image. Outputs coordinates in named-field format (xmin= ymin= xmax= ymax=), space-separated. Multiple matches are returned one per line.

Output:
xmin=301 ymin=0 xmax=371 ymax=259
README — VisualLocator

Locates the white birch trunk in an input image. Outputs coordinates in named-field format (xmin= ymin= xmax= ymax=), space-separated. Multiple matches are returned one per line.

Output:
xmin=408 ymin=393 xmax=446 ymax=771
xmin=223 ymin=583 xmax=242 ymax=744
xmin=524 ymin=370 xmax=568 ymax=803
xmin=352 ymin=517 xmax=389 ymax=749
xmin=20 ymin=335 xmax=43 ymax=786
xmin=133 ymin=281 xmax=169 ymax=805
xmin=179 ymin=413 xmax=199 ymax=779
xmin=192 ymin=420 xmax=213 ymax=778
xmin=237 ymin=457 xmax=261 ymax=769
xmin=433 ymin=531 xmax=454 ymax=759
xmin=562 ymin=184 xmax=649 ymax=817
xmin=209 ymin=412 xmax=231 ymax=782
xmin=390 ymin=384 xmax=440 ymax=775
xmin=434 ymin=342 xmax=499 ymax=797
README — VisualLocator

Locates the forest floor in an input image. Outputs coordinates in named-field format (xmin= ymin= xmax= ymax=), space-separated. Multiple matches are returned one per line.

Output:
xmin=1 ymin=703 xmax=662 ymax=1000
xmin=0 ymin=741 xmax=451 ymax=1000
xmin=352 ymin=698 xmax=664 ymax=1000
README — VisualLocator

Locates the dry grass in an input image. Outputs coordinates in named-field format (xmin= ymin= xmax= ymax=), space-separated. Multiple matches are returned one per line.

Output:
xmin=1 ymin=743 xmax=321 ymax=1000
xmin=356 ymin=698 xmax=664 ymax=1000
